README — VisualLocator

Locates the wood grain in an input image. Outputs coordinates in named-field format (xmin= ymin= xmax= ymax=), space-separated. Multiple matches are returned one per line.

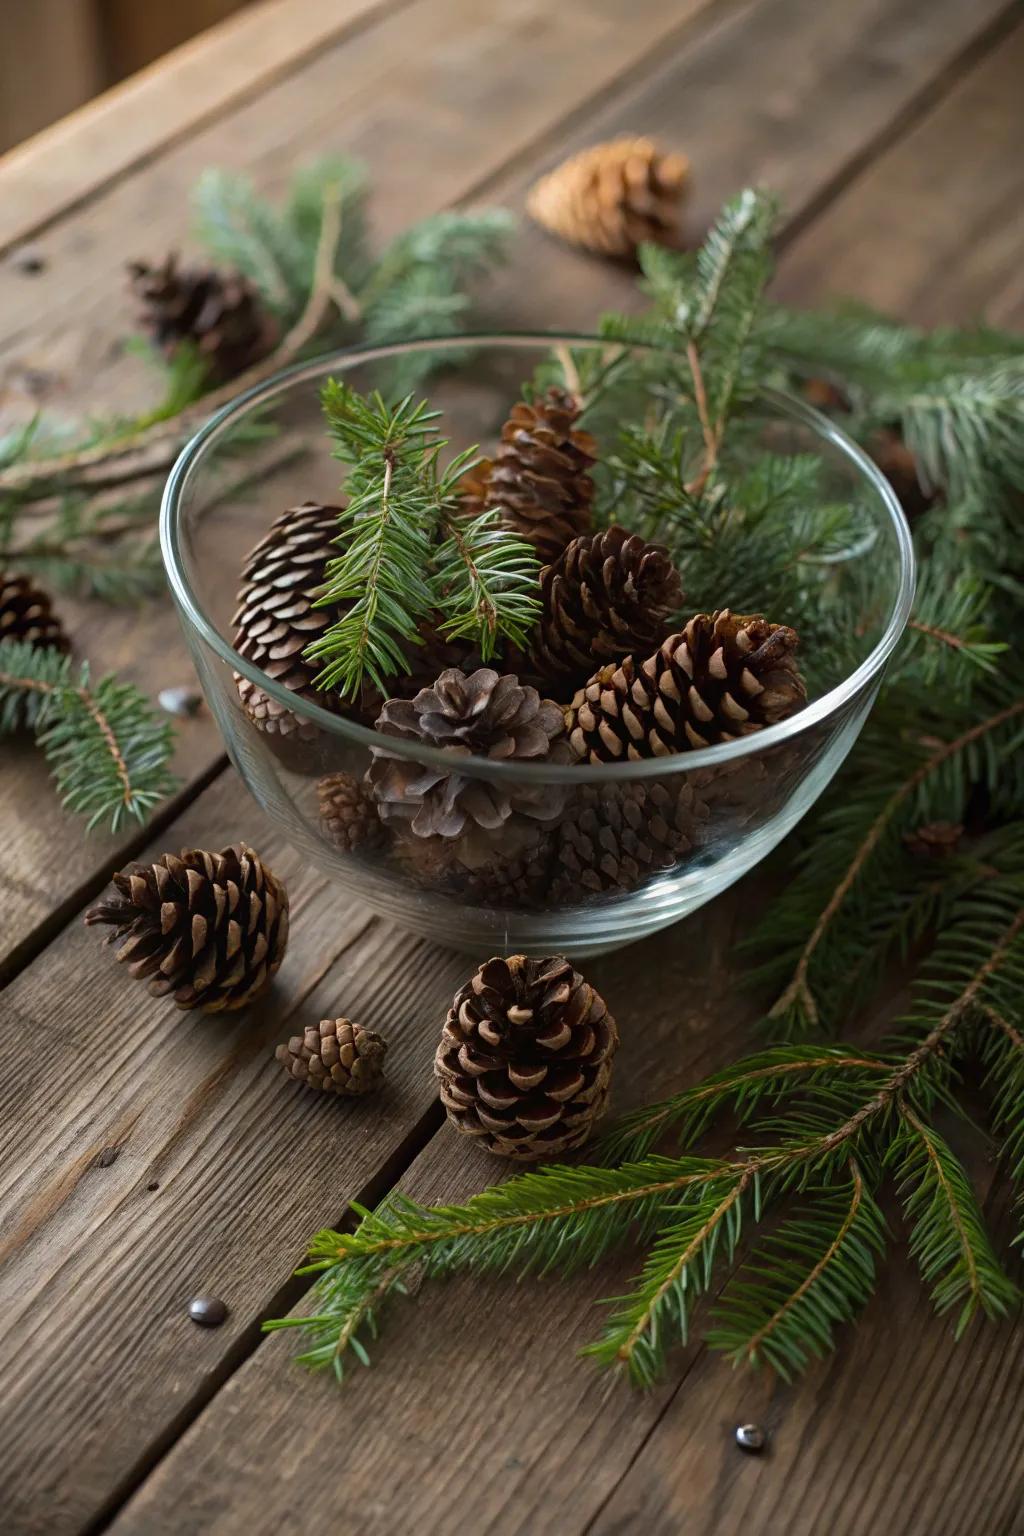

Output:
xmin=105 ymin=13 xmax=1024 ymax=1536
xmin=0 ymin=0 xmax=409 ymax=253
xmin=0 ymin=0 xmax=711 ymax=974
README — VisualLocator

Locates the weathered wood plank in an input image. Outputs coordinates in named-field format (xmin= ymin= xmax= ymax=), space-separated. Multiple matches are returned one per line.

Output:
xmin=0 ymin=0 xmax=712 ymax=973
xmin=0 ymin=0 xmax=411 ymax=253
xmin=104 ymin=16 xmax=1024 ymax=1536
xmin=0 ymin=769 xmax=472 ymax=1536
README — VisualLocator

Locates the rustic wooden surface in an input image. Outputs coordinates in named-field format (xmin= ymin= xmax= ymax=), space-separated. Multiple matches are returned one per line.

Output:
xmin=1 ymin=2 xmax=1022 ymax=1533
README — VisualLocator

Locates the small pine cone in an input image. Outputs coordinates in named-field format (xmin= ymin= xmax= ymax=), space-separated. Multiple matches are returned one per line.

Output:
xmin=232 ymin=501 xmax=348 ymax=740
xmin=527 ymin=137 xmax=690 ymax=258
xmin=461 ymin=388 xmax=597 ymax=564
xmin=319 ymin=772 xmax=386 ymax=853
xmin=394 ymin=819 xmax=555 ymax=909
xmin=128 ymin=255 xmax=278 ymax=384
xmin=903 ymin=821 xmax=964 ymax=859
xmin=529 ymin=525 xmax=681 ymax=695
xmin=566 ymin=610 xmax=806 ymax=763
xmin=368 ymin=668 xmax=567 ymax=839
xmin=84 ymin=844 xmax=289 ymax=1012
xmin=552 ymin=780 xmax=708 ymax=898
xmin=871 ymin=428 xmax=937 ymax=520
xmin=1 ymin=571 xmax=69 ymax=652
xmin=435 ymin=955 xmax=618 ymax=1159
xmin=276 ymin=1018 xmax=387 ymax=1096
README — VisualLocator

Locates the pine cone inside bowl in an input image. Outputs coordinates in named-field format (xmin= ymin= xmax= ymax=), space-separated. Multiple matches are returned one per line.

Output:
xmin=367 ymin=668 xmax=567 ymax=838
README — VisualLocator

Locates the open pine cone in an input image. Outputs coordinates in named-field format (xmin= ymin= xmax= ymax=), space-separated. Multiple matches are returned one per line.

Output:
xmin=1 ymin=571 xmax=69 ymax=652
xmin=529 ymin=525 xmax=681 ymax=696
xmin=368 ymin=668 xmax=567 ymax=838
xmin=461 ymin=388 xmax=596 ymax=564
xmin=129 ymin=254 xmax=278 ymax=384
xmin=435 ymin=955 xmax=618 ymax=1159
xmin=84 ymin=844 xmax=289 ymax=1012
xmin=527 ymin=137 xmax=690 ymax=258
xmin=566 ymin=610 xmax=807 ymax=763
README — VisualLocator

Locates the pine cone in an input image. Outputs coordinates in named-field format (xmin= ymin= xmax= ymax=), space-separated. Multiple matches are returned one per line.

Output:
xmin=368 ymin=668 xmax=567 ymax=838
xmin=319 ymin=771 xmax=386 ymax=853
xmin=232 ymin=501 xmax=348 ymax=740
xmin=84 ymin=844 xmax=289 ymax=1012
xmin=527 ymin=137 xmax=690 ymax=258
xmin=435 ymin=955 xmax=618 ymax=1159
xmin=529 ymin=525 xmax=681 ymax=695
xmin=394 ymin=819 xmax=555 ymax=908
xmin=461 ymin=388 xmax=596 ymax=564
xmin=566 ymin=610 xmax=806 ymax=763
xmin=903 ymin=820 xmax=963 ymax=859
xmin=871 ymin=428 xmax=937 ymax=520
xmin=276 ymin=1018 xmax=387 ymax=1096
xmin=128 ymin=255 xmax=277 ymax=384
xmin=0 ymin=571 xmax=69 ymax=652
xmin=552 ymin=780 xmax=708 ymax=898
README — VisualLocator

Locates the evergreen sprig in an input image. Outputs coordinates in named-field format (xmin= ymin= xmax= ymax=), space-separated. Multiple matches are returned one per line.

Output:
xmin=305 ymin=381 xmax=540 ymax=698
xmin=271 ymin=876 xmax=1024 ymax=1387
xmin=0 ymin=639 xmax=177 ymax=831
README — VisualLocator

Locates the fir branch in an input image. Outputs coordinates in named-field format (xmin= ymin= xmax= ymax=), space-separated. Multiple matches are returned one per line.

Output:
xmin=432 ymin=508 xmax=541 ymax=659
xmin=0 ymin=639 xmax=177 ymax=831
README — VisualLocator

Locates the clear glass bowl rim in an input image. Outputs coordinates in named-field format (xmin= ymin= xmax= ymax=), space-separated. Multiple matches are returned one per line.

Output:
xmin=160 ymin=331 xmax=916 ymax=786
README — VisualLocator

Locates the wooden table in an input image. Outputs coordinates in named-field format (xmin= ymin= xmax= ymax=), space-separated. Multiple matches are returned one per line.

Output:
xmin=1 ymin=2 xmax=1022 ymax=1531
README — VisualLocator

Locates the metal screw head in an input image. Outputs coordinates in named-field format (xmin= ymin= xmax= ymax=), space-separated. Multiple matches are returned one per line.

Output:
xmin=188 ymin=1295 xmax=228 ymax=1328
xmin=158 ymin=686 xmax=203 ymax=718
xmin=735 ymin=1423 xmax=766 ymax=1454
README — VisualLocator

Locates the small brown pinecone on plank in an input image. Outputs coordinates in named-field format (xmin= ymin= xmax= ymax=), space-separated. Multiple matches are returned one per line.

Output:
xmin=566 ymin=610 xmax=806 ymax=763
xmin=529 ymin=525 xmax=681 ymax=695
xmin=527 ymin=137 xmax=690 ymax=258
xmin=902 ymin=820 xmax=964 ymax=859
xmin=276 ymin=1018 xmax=387 ymax=1096
xmin=435 ymin=955 xmax=618 ymax=1159
xmin=461 ymin=388 xmax=597 ymax=564
xmin=553 ymin=780 xmax=708 ymax=898
xmin=128 ymin=254 xmax=277 ymax=384
xmin=368 ymin=668 xmax=567 ymax=838
xmin=85 ymin=844 xmax=289 ymax=1012
xmin=0 ymin=571 xmax=69 ymax=652
xmin=232 ymin=501 xmax=345 ymax=740
xmin=319 ymin=771 xmax=386 ymax=852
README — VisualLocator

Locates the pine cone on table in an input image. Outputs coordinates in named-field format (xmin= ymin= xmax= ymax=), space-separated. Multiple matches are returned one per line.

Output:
xmin=527 ymin=137 xmax=690 ymax=258
xmin=0 ymin=571 xmax=69 ymax=652
xmin=552 ymin=780 xmax=708 ymax=898
xmin=368 ymin=668 xmax=567 ymax=838
xmin=84 ymin=844 xmax=289 ymax=1012
xmin=460 ymin=388 xmax=597 ymax=565
xmin=276 ymin=1018 xmax=387 ymax=1096
xmin=128 ymin=254 xmax=278 ymax=384
xmin=435 ymin=955 xmax=618 ymax=1159
xmin=529 ymin=525 xmax=681 ymax=696
xmin=566 ymin=610 xmax=806 ymax=763
xmin=319 ymin=771 xmax=386 ymax=853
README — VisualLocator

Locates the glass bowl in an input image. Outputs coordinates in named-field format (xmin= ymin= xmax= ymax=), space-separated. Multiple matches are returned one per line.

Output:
xmin=161 ymin=335 xmax=914 ymax=957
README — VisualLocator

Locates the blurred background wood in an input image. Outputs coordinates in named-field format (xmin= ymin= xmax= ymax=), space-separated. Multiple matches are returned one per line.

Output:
xmin=0 ymin=0 xmax=256 ymax=153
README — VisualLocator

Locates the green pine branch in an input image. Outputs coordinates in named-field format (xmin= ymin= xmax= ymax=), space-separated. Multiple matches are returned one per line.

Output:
xmin=0 ymin=639 xmax=178 ymax=831
xmin=304 ymin=380 xmax=540 ymax=698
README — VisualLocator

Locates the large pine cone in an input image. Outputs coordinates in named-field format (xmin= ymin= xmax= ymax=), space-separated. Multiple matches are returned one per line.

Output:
xmin=435 ymin=955 xmax=618 ymax=1159
xmin=276 ymin=1018 xmax=387 ymax=1096
xmin=527 ymin=137 xmax=690 ymax=258
xmin=232 ymin=501 xmax=345 ymax=740
xmin=84 ymin=844 xmax=289 ymax=1012
xmin=128 ymin=255 xmax=277 ymax=384
xmin=1 ymin=572 xmax=69 ymax=652
xmin=368 ymin=668 xmax=567 ymax=838
xmin=461 ymin=388 xmax=597 ymax=564
xmin=566 ymin=610 xmax=806 ymax=763
xmin=552 ymin=780 xmax=708 ymax=898
xmin=530 ymin=525 xmax=681 ymax=696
